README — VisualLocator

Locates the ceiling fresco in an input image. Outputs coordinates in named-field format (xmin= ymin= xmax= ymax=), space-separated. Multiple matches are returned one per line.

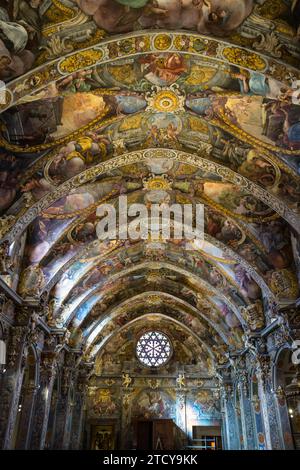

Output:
xmin=0 ymin=0 xmax=299 ymax=376
xmin=92 ymin=316 xmax=216 ymax=375
xmin=0 ymin=0 xmax=299 ymax=80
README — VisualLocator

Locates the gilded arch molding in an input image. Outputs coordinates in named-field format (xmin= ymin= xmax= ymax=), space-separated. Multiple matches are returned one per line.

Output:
xmin=84 ymin=313 xmax=217 ymax=361
xmin=2 ymin=148 xmax=298 ymax=246
xmin=2 ymin=31 xmax=300 ymax=113
xmin=53 ymin=260 xmax=245 ymax=325
xmin=51 ymin=245 xmax=256 ymax=315
xmin=54 ymin=271 xmax=245 ymax=334
xmin=37 ymin=232 xmax=274 ymax=301
xmin=84 ymin=306 xmax=235 ymax=360
xmin=75 ymin=290 xmax=241 ymax=345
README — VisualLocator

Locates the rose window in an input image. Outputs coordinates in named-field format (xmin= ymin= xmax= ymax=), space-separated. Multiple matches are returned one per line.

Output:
xmin=136 ymin=331 xmax=172 ymax=367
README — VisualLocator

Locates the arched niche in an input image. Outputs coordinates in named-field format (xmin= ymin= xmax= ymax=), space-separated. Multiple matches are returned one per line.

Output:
xmin=274 ymin=348 xmax=300 ymax=450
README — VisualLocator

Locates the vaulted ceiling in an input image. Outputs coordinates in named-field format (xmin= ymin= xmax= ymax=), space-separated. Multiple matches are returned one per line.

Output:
xmin=0 ymin=0 xmax=299 ymax=376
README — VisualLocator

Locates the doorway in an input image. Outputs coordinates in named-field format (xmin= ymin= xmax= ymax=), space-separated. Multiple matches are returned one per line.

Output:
xmin=135 ymin=419 xmax=175 ymax=450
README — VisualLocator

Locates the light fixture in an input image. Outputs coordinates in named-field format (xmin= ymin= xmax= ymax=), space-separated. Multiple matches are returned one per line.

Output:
xmin=285 ymin=373 xmax=300 ymax=398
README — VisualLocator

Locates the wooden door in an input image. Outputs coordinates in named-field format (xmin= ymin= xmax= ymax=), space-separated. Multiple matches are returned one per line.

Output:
xmin=153 ymin=420 xmax=175 ymax=450
xmin=136 ymin=421 xmax=153 ymax=450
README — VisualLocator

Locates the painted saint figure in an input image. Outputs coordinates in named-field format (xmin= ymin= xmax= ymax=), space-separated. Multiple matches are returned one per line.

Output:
xmin=76 ymin=0 xmax=254 ymax=35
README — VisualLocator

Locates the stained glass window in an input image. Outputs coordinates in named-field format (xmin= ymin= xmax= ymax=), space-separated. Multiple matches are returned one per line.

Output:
xmin=136 ymin=331 xmax=172 ymax=367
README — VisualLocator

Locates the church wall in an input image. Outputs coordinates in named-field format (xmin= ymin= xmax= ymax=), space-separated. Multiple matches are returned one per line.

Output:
xmin=85 ymin=373 xmax=222 ymax=450
xmin=0 ymin=293 xmax=299 ymax=450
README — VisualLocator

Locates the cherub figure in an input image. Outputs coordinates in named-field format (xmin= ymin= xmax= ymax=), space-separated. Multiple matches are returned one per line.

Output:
xmin=122 ymin=373 xmax=133 ymax=388
xmin=176 ymin=373 xmax=186 ymax=389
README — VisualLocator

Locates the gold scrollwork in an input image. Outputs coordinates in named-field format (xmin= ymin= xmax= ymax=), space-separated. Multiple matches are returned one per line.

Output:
xmin=222 ymin=47 xmax=267 ymax=71
xmin=59 ymin=50 xmax=104 ymax=74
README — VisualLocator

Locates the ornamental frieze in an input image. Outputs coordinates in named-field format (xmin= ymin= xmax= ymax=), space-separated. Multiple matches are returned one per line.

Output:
xmin=2 ymin=32 xmax=300 ymax=113
xmin=1 ymin=149 xmax=299 ymax=245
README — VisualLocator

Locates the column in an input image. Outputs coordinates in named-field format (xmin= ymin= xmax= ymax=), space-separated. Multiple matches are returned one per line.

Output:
xmin=120 ymin=385 xmax=133 ymax=450
xmin=273 ymin=386 xmax=294 ymax=450
xmin=256 ymin=357 xmax=283 ymax=450
xmin=44 ymin=374 xmax=60 ymax=449
xmin=237 ymin=372 xmax=256 ymax=450
xmin=52 ymin=353 xmax=76 ymax=450
xmin=0 ymin=324 xmax=28 ymax=449
xmin=70 ymin=389 xmax=87 ymax=450
xmin=250 ymin=375 xmax=267 ymax=450
xmin=30 ymin=353 xmax=57 ymax=449
xmin=175 ymin=390 xmax=187 ymax=436
xmin=221 ymin=384 xmax=240 ymax=450
xmin=14 ymin=383 xmax=39 ymax=449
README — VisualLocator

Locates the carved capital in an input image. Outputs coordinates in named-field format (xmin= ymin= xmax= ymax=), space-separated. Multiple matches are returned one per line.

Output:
xmin=6 ymin=326 xmax=28 ymax=368
xmin=14 ymin=306 xmax=33 ymax=327
xmin=237 ymin=369 xmax=250 ymax=396
xmin=40 ymin=352 xmax=57 ymax=381
xmin=241 ymin=300 xmax=265 ymax=331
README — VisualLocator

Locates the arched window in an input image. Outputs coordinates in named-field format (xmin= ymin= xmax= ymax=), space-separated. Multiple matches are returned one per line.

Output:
xmin=136 ymin=331 xmax=172 ymax=367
